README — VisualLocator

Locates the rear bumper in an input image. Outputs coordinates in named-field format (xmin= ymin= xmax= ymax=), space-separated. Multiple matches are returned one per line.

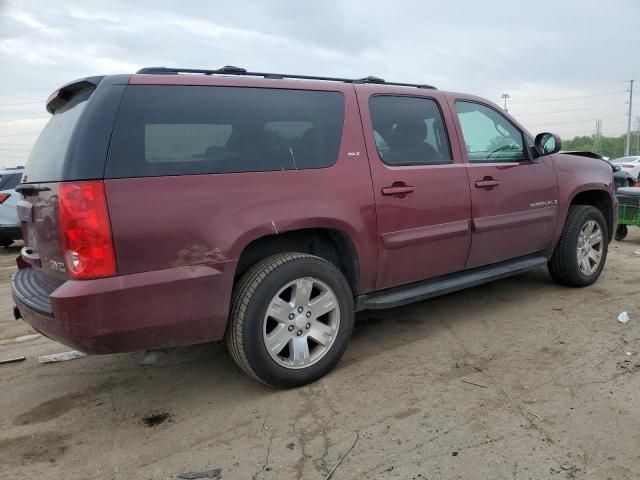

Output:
xmin=12 ymin=262 xmax=236 ymax=354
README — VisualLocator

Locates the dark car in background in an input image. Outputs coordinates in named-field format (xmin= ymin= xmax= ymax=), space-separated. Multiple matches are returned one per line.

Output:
xmin=0 ymin=166 xmax=24 ymax=246
xmin=562 ymin=151 xmax=634 ymax=189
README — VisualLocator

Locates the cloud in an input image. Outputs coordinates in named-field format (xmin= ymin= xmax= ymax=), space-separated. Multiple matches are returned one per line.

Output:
xmin=0 ymin=0 xmax=639 ymax=165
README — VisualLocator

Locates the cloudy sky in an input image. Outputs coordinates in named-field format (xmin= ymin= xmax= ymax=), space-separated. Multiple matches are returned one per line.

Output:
xmin=1 ymin=0 xmax=638 ymax=166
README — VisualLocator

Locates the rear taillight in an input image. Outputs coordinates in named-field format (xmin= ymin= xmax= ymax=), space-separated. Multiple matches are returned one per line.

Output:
xmin=623 ymin=164 xmax=635 ymax=168
xmin=59 ymin=181 xmax=116 ymax=279
xmin=0 ymin=193 xmax=10 ymax=204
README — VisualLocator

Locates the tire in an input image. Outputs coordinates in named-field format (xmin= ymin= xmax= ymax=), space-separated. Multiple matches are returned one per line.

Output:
xmin=0 ymin=238 xmax=13 ymax=248
xmin=226 ymin=253 xmax=354 ymax=388
xmin=627 ymin=179 xmax=635 ymax=188
xmin=615 ymin=224 xmax=628 ymax=241
xmin=548 ymin=205 xmax=608 ymax=287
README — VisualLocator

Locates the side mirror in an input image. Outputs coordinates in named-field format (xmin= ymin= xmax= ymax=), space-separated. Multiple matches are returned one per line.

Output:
xmin=534 ymin=132 xmax=562 ymax=156
xmin=612 ymin=164 xmax=622 ymax=172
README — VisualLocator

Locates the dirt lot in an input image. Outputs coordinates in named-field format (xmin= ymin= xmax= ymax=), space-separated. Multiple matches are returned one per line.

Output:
xmin=1 ymin=234 xmax=640 ymax=480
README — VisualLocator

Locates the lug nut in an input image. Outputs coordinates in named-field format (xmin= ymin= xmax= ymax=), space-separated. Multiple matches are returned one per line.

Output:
xmin=288 ymin=325 xmax=295 ymax=332
xmin=298 ymin=306 xmax=304 ymax=313
xmin=306 ymin=323 xmax=311 ymax=329
xmin=297 ymin=330 xmax=303 ymax=336
xmin=306 ymin=311 xmax=311 ymax=318
xmin=289 ymin=313 xmax=295 ymax=320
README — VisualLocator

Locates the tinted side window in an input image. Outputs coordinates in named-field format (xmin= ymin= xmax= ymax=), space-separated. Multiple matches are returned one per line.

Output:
xmin=106 ymin=86 xmax=345 ymax=178
xmin=369 ymin=96 xmax=452 ymax=166
xmin=455 ymin=101 xmax=527 ymax=162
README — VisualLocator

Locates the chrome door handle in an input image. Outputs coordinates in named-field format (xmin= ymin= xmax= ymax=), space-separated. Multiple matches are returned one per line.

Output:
xmin=381 ymin=184 xmax=415 ymax=196
xmin=475 ymin=178 xmax=500 ymax=189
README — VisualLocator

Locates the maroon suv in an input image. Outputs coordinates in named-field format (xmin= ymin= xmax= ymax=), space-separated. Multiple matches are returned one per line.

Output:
xmin=13 ymin=66 xmax=617 ymax=387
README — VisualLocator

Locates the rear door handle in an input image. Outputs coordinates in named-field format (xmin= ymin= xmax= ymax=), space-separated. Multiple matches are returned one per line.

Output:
xmin=381 ymin=183 xmax=415 ymax=196
xmin=475 ymin=178 xmax=500 ymax=189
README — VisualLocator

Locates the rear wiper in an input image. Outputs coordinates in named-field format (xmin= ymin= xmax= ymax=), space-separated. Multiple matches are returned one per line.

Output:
xmin=15 ymin=184 xmax=51 ymax=195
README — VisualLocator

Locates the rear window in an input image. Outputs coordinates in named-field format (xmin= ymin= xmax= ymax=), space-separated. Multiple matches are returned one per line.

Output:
xmin=23 ymin=90 xmax=90 ymax=183
xmin=106 ymin=86 xmax=345 ymax=178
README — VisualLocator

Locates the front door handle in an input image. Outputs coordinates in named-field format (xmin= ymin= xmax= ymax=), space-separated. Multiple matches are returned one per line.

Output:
xmin=475 ymin=177 xmax=500 ymax=189
xmin=381 ymin=183 xmax=415 ymax=197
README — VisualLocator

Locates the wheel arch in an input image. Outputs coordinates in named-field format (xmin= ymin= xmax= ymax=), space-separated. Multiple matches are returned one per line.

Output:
xmin=568 ymin=189 xmax=614 ymax=241
xmin=234 ymin=228 xmax=360 ymax=295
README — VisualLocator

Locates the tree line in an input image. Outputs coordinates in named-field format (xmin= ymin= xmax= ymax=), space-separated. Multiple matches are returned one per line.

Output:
xmin=561 ymin=131 xmax=640 ymax=159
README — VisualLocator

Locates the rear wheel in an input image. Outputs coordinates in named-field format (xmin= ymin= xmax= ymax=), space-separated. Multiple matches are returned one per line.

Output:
xmin=226 ymin=253 xmax=354 ymax=388
xmin=548 ymin=205 xmax=608 ymax=287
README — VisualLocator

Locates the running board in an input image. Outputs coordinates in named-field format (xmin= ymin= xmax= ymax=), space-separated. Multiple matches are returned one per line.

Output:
xmin=357 ymin=254 xmax=548 ymax=311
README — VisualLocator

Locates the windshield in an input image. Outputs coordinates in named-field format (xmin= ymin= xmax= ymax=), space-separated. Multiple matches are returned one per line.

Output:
xmin=613 ymin=157 xmax=639 ymax=163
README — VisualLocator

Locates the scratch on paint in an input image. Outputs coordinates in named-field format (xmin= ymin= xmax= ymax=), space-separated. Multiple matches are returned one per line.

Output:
xmin=174 ymin=245 xmax=228 ymax=267
xmin=271 ymin=220 xmax=278 ymax=234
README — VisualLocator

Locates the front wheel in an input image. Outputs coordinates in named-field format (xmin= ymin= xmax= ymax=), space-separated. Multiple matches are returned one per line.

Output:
xmin=548 ymin=205 xmax=608 ymax=287
xmin=226 ymin=253 xmax=354 ymax=388
xmin=615 ymin=224 xmax=628 ymax=241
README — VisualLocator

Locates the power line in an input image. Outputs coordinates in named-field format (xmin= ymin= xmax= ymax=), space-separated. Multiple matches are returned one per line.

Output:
xmin=526 ymin=114 xmax=627 ymax=128
xmin=508 ymin=90 xmax=627 ymax=105
xmin=513 ymin=103 xmax=627 ymax=117
xmin=0 ymin=132 xmax=41 ymax=138
xmin=0 ymin=101 xmax=42 ymax=107
xmin=0 ymin=116 xmax=49 ymax=123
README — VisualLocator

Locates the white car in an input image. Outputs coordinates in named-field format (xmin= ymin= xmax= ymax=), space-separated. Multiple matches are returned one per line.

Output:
xmin=0 ymin=167 xmax=24 ymax=247
xmin=612 ymin=156 xmax=640 ymax=181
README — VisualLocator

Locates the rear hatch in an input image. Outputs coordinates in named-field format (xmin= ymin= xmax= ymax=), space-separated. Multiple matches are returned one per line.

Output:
xmin=17 ymin=75 xmax=127 ymax=287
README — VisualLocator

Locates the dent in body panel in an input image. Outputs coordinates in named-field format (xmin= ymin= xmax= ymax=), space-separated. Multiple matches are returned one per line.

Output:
xmin=173 ymin=245 xmax=228 ymax=268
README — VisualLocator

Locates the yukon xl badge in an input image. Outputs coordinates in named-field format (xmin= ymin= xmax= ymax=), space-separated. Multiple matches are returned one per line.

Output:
xmin=530 ymin=200 xmax=558 ymax=208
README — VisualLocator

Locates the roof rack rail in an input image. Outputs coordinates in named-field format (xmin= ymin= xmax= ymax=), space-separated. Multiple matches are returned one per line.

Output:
xmin=135 ymin=66 xmax=437 ymax=90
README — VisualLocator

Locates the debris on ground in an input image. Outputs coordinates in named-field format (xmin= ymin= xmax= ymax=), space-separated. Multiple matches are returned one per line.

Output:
xmin=0 ymin=355 xmax=26 ymax=365
xmin=0 ymin=333 xmax=41 ymax=346
xmin=324 ymin=432 xmax=359 ymax=480
xmin=286 ymin=442 xmax=295 ymax=450
xmin=142 ymin=411 xmax=172 ymax=427
xmin=177 ymin=468 xmax=222 ymax=479
xmin=617 ymin=311 xmax=630 ymax=323
xmin=461 ymin=379 xmax=488 ymax=388
xmin=140 ymin=350 xmax=162 ymax=366
xmin=38 ymin=350 xmax=87 ymax=363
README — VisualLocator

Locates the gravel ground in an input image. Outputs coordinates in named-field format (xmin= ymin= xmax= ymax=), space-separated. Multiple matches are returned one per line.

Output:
xmin=1 ymin=233 xmax=640 ymax=480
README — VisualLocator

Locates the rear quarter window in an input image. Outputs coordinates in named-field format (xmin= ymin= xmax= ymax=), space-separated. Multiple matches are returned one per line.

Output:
xmin=106 ymin=86 xmax=346 ymax=177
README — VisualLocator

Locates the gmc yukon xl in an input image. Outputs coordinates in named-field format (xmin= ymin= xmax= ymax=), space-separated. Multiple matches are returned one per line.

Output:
xmin=12 ymin=66 xmax=617 ymax=387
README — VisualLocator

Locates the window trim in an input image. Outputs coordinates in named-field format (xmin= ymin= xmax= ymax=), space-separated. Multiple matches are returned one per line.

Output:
xmin=368 ymin=94 xmax=454 ymax=167
xmin=453 ymin=99 xmax=533 ymax=164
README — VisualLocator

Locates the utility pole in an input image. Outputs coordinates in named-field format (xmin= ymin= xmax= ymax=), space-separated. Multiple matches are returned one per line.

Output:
xmin=501 ymin=93 xmax=510 ymax=112
xmin=634 ymin=117 xmax=640 ymax=155
xmin=593 ymin=120 xmax=602 ymax=154
xmin=625 ymin=79 xmax=634 ymax=156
